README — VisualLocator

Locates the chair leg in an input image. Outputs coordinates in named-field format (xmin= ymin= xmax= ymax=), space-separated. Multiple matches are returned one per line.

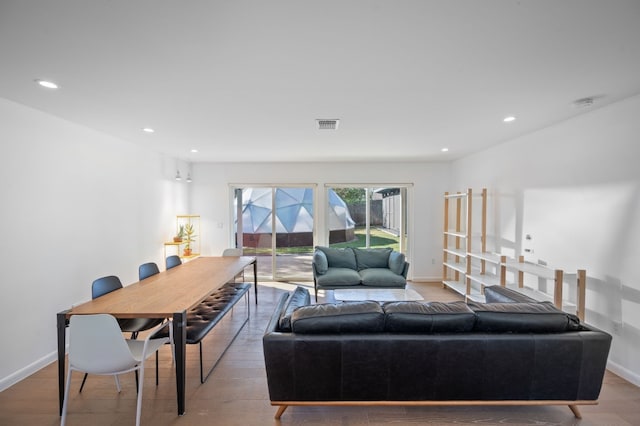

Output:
xmin=80 ymin=372 xmax=120 ymax=393
xmin=168 ymin=320 xmax=175 ymax=364
xmin=130 ymin=331 xmax=140 ymax=391
xmin=61 ymin=368 xmax=73 ymax=426
xmin=199 ymin=342 xmax=204 ymax=384
xmin=135 ymin=366 xmax=144 ymax=426
xmin=155 ymin=351 xmax=159 ymax=386
xmin=78 ymin=372 xmax=88 ymax=393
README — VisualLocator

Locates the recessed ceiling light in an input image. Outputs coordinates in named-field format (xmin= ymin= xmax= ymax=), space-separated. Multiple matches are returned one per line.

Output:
xmin=503 ymin=116 xmax=516 ymax=123
xmin=191 ymin=149 xmax=198 ymax=153
xmin=441 ymin=147 xmax=449 ymax=152
xmin=35 ymin=79 xmax=58 ymax=89
xmin=142 ymin=128 xmax=155 ymax=133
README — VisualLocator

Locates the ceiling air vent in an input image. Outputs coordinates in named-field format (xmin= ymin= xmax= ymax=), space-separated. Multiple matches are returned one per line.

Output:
xmin=316 ymin=119 xmax=339 ymax=130
xmin=572 ymin=97 xmax=595 ymax=108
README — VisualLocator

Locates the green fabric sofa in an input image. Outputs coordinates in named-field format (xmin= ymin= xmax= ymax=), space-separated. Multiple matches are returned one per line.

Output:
xmin=311 ymin=246 xmax=409 ymax=301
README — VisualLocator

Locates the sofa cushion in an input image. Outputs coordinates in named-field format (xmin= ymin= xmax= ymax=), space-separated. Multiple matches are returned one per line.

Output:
xmin=383 ymin=301 xmax=476 ymax=332
xmin=315 ymin=267 xmax=362 ymax=286
xmin=484 ymin=285 xmax=538 ymax=303
xmin=353 ymin=248 xmax=392 ymax=271
xmin=359 ymin=268 xmax=407 ymax=287
xmin=291 ymin=301 xmax=385 ymax=333
xmin=316 ymin=246 xmax=357 ymax=270
xmin=278 ymin=286 xmax=311 ymax=332
xmin=313 ymin=250 xmax=329 ymax=275
xmin=468 ymin=301 xmax=582 ymax=333
xmin=388 ymin=251 xmax=406 ymax=275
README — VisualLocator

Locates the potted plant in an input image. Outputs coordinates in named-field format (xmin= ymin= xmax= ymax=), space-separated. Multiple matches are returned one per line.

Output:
xmin=173 ymin=224 xmax=185 ymax=242
xmin=183 ymin=223 xmax=196 ymax=256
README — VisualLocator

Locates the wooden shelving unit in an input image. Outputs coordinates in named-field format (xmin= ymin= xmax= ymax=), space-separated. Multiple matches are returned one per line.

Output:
xmin=442 ymin=188 xmax=587 ymax=320
xmin=464 ymin=188 xmax=493 ymax=301
xmin=502 ymin=256 xmax=586 ymax=320
xmin=442 ymin=189 xmax=484 ymax=302
xmin=467 ymin=252 xmax=505 ymax=290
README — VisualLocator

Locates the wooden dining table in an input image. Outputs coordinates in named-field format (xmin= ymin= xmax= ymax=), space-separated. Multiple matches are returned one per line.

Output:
xmin=56 ymin=255 xmax=258 ymax=417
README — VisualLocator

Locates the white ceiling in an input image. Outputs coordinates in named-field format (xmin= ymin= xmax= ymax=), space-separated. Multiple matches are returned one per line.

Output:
xmin=1 ymin=1 xmax=640 ymax=163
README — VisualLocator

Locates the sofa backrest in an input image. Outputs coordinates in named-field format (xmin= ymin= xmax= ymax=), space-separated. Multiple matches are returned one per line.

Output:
xmin=277 ymin=286 xmax=587 ymax=335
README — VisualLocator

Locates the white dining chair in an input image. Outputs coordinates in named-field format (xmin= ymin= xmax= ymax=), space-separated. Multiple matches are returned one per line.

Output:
xmin=61 ymin=314 xmax=171 ymax=426
xmin=222 ymin=248 xmax=244 ymax=282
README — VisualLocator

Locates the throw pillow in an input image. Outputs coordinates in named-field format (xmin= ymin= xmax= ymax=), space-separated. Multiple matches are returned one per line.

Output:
xmin=353 ymin=248 xmax=392 ymax=271
xmin=315 ymin=246 xmax=357 ymax=270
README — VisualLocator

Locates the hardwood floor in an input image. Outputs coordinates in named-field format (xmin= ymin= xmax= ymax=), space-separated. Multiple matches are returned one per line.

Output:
xmin=1 ymin=281 xmax=638 ymax=426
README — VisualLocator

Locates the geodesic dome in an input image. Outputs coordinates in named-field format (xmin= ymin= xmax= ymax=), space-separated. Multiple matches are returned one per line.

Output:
xmin=236 ymin=188 xmax=355 ymax=247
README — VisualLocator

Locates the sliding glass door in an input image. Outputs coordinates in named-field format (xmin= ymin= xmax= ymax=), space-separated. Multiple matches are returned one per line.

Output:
xmin=326 ymin=185 xmax=408 ymax=254
xmin=232 ymin=185 xmax=315 ymax=281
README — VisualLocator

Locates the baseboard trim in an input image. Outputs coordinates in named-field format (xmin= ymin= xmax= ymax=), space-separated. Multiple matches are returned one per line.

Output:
xmin=409 ymin=277 xmax=443 ymax=283
xmin=0 ymin=351 xmax=58 ymax=392
xmin=607 ymin=360 xmax=640 ymax=387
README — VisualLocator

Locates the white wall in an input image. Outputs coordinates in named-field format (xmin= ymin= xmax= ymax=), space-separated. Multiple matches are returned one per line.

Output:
xmin=188 ymin=161 xmax=450 ymax=281
xmin=450 ymin=93 xmax=640 ymax=386
xmin=0 ymin=98 xmax=188 ymax=389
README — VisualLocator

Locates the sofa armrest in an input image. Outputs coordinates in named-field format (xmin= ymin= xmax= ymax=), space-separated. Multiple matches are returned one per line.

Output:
xmin=265 ymin=293 xmax=291 ymax=334
xmin=388 ymin=251 xmax=408 ymax=275
xmin=484 ymin=285 xmax=538 ymax=303
xmin=402 ymin=262 xmax=410 ymax=278
xmin=312 ymin=250 xmax=328 ymax=275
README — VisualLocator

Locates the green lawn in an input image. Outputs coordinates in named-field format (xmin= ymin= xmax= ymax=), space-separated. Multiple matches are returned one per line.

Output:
xmin=331 ymin=227 xmax=399 ymax=251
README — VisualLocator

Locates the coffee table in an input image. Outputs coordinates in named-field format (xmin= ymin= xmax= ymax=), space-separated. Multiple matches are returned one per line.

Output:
xmin=333 ymin=288 xmax=424 ymax=302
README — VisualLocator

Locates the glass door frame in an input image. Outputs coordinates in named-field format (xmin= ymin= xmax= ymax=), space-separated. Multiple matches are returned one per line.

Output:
xmin=323 ymin=183 xmax=412 ymax=257
xmin=230 ymin=183 xmax=318 ymax=281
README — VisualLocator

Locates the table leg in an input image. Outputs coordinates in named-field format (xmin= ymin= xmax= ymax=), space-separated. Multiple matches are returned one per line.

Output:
xmin=253 ymin=259 xmax=258 ymax=304
xmin=173 ymin=311 xmax=187 ymax=415
xmin=57 ymin=310 xmax=69 ymax=416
